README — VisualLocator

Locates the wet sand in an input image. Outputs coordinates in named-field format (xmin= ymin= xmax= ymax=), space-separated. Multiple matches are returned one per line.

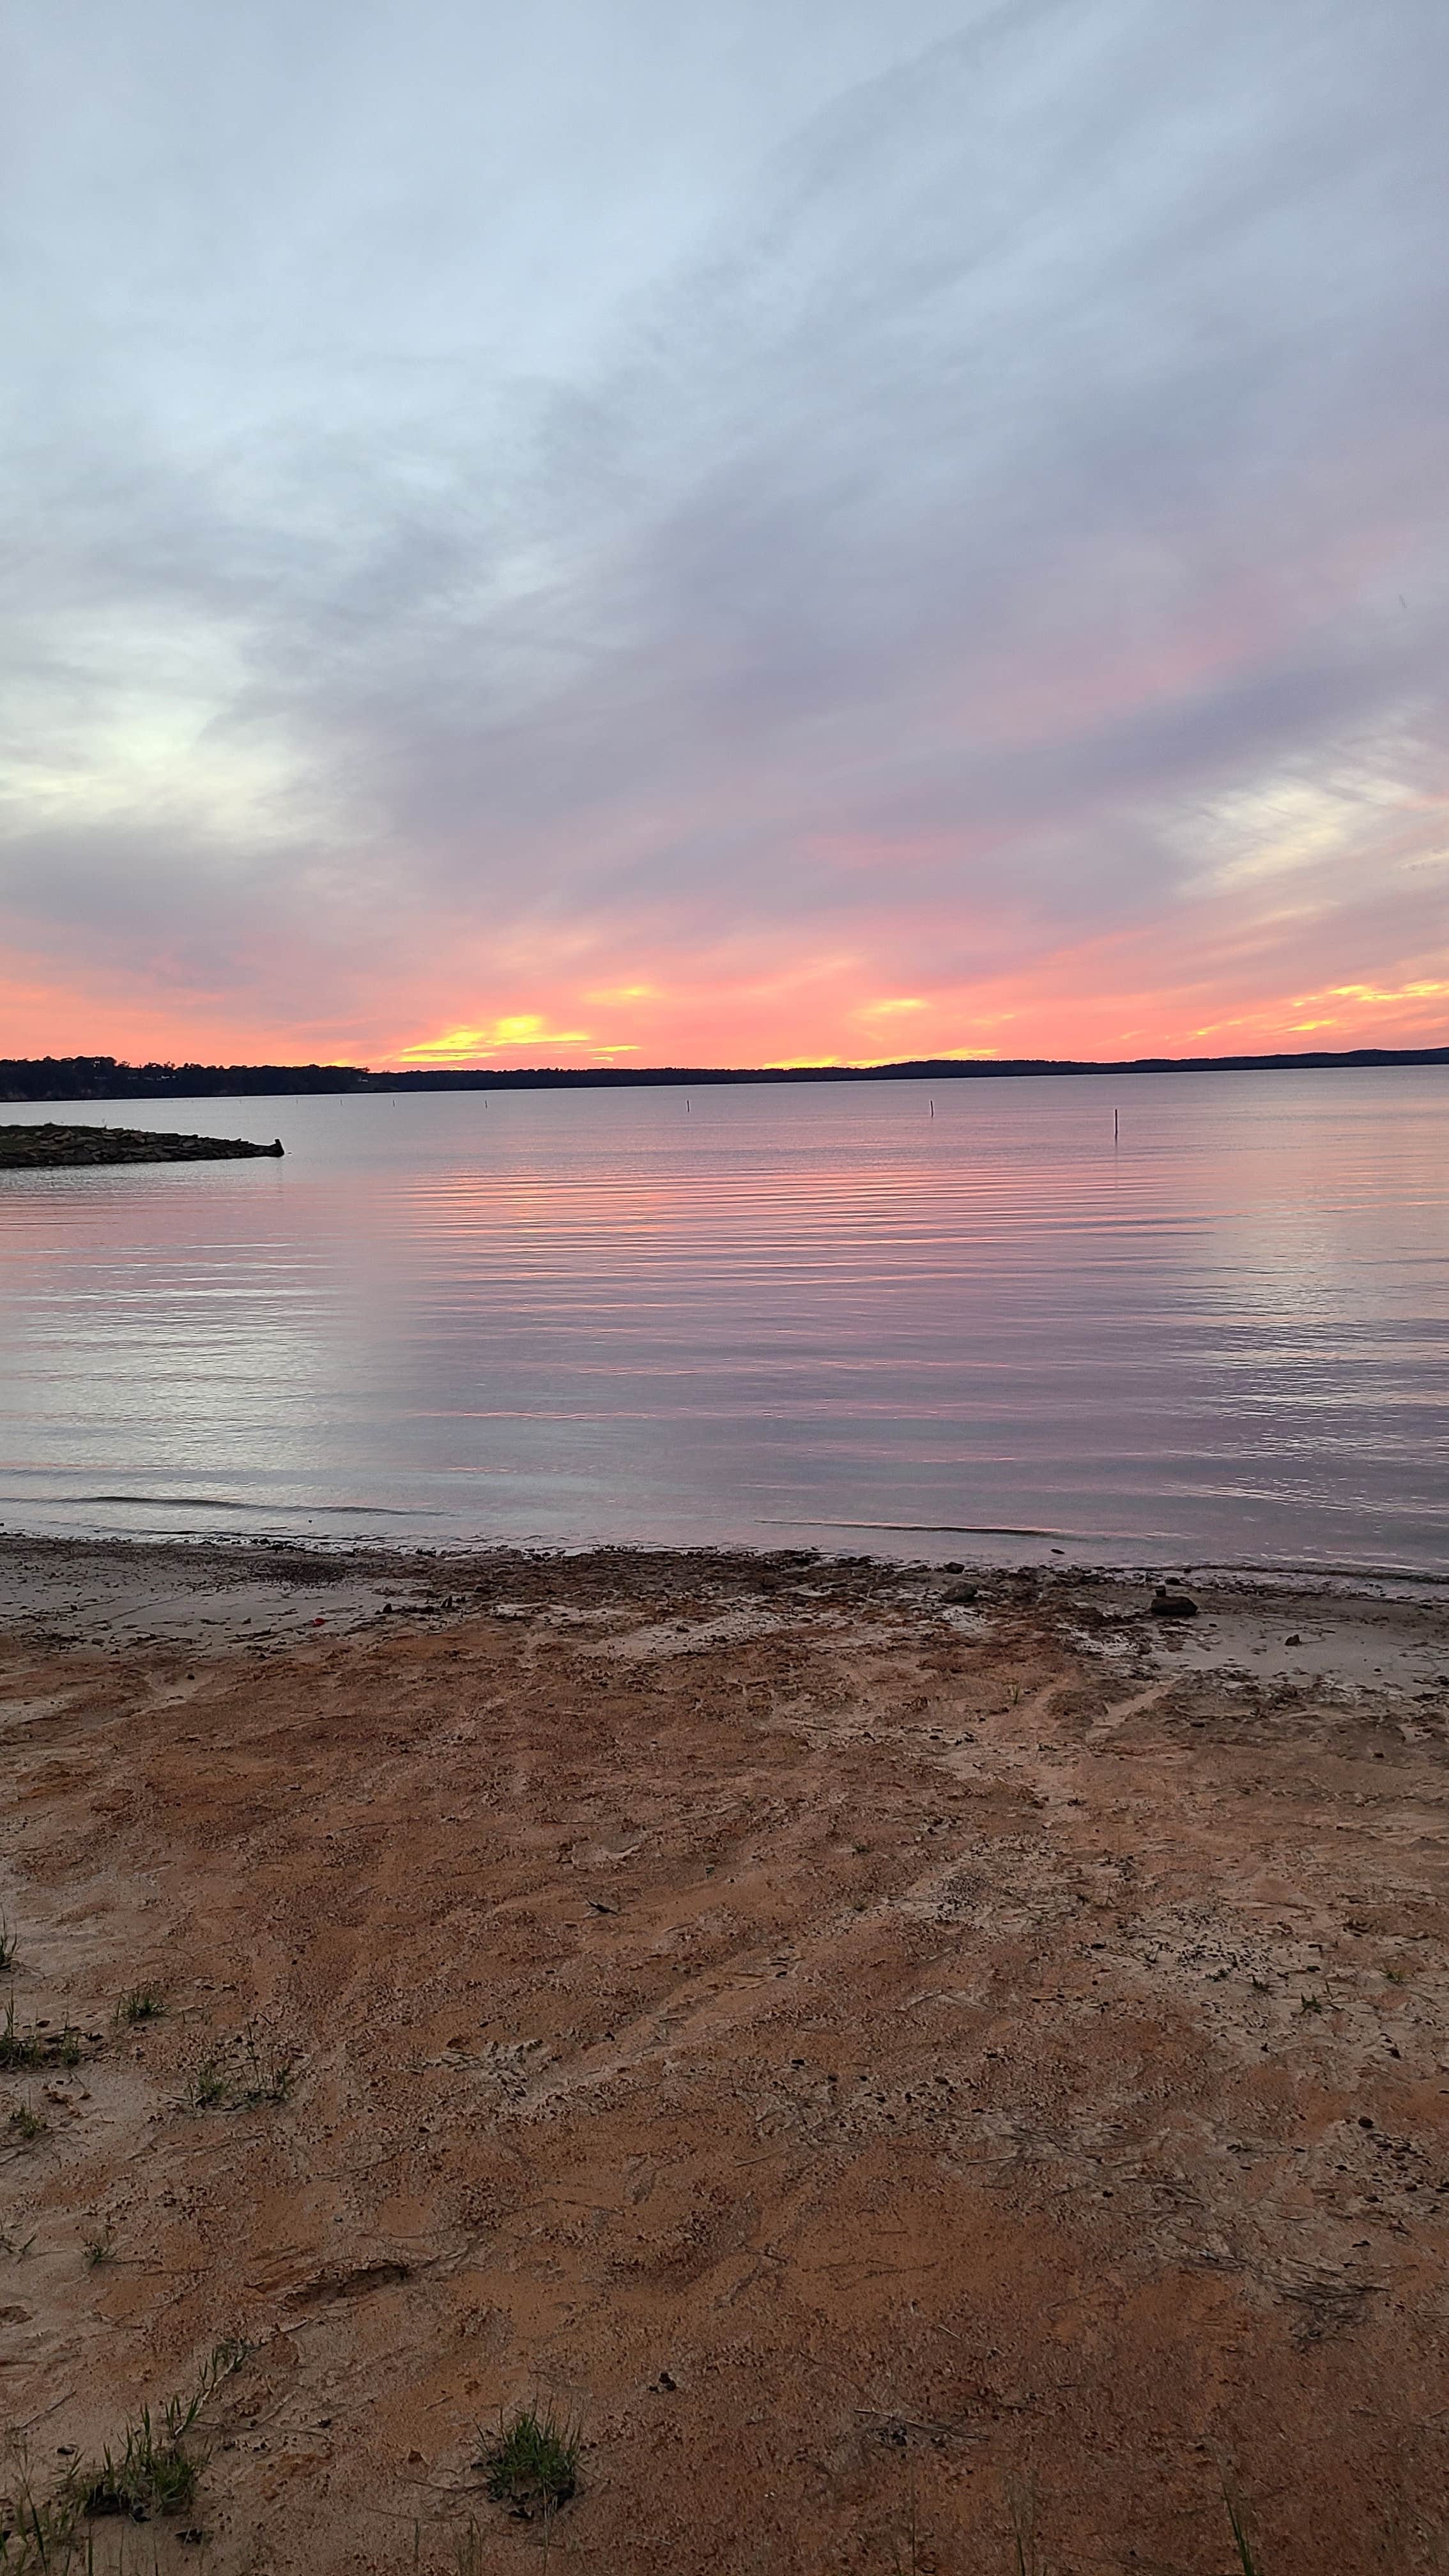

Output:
xmin=1 ymin=1538 xmax=1445 ymax=2572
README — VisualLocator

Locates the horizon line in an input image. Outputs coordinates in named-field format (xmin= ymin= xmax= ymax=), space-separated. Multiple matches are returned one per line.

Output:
xmin=3 ymin=1038 xmax=1448 ymax=1100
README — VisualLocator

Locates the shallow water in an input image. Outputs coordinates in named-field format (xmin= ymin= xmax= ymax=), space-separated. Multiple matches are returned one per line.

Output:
xmin=0 ymin=1070 xmax=1445 ymax=1570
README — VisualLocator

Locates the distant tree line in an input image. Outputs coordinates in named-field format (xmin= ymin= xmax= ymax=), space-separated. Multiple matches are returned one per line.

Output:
xmin=1 ymin=1045 xmax=1445 ymax=1101
xmin=0 ymin=1055 xmax=376 ymax=1100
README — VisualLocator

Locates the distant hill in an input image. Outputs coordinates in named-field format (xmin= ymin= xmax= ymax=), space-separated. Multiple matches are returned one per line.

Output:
xmin=1 ymin=1045 xmax=1445 ymax=1101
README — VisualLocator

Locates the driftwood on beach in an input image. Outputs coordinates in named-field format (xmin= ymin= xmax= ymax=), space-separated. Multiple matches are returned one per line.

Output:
xmin=0 ymin=1122 xmax=284 ymax=1169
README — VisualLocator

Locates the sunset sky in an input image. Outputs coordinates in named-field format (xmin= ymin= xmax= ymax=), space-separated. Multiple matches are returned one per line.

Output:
xmin=3 ymin=0 xmax=1447 ymax=1070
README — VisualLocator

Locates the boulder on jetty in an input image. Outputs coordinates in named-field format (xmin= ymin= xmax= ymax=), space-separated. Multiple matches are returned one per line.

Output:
xmin=0 ymin=1123 xmax=284 ymax=1169
xmin=1149 ymin=1584 xmax=1199 ymax=1619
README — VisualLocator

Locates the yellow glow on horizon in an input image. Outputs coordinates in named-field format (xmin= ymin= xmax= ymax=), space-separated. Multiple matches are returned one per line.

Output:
xmin=400 ymin=1012 xmax=594 ymax=1059
xmin=400 ymin=1025 xmax=489 ymax=1058
xmin=1320 ymin=977 xmax=1449 ymax=1006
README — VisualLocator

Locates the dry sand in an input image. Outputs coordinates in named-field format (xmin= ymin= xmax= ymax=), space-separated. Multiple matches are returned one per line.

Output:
xmin=1 ymin=1537 xmax=1445 ymax=2573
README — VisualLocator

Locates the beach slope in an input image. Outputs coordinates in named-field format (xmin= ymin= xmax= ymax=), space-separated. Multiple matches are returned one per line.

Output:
xmin=0 ymin=1542 xmax=1444 ymax=2572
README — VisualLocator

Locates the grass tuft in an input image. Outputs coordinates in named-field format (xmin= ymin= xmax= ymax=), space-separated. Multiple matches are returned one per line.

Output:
xmin=182 ymin=2027 xmax=295 ymax=2113
xmin=1005 ymin=2472 xmax=1050 ymax=2575
xmin=1 ymin=2001 xmax=91 ymax=2076
xmin=1224 ymin=2487 xmax=1264 ymax=2574
xmin=0 ymin=1917 xmax=17 ymax=1977
xmin=80 ymin=2400 xmax=203 ymax=2523
xmin=6 ymin=2099 xmax=47 ymax=2147
xmin=0 ymin=2453 xmax=86 ymax=2572
xmin=116 ymin=1987 xmax=164 ymax=2026
xmin=3 ymin=2365 xmax=245 ymax=2574
xmin=238 ymin=2022 xmax=294 ymax=2106
xmin=76 ymin=2348 xmax=245 ymax=2527
xmin=0 ymin=1998 xmax=41 ymax=2073
xmin=82 ymin=2226 xmax=116 ymax=2269
xmin=479 ymin=2402 xmax=580 ymax=2520
xmin=183 ymin=2053 xmax=229 ymax=2113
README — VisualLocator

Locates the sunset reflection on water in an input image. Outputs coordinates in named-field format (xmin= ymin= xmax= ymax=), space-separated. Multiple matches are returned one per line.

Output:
xmin=1 ymin=1071 xmax=1444 ymax=1571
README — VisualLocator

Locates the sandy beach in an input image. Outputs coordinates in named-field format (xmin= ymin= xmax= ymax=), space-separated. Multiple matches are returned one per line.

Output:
xmin=1 ymin=1537 xmax=1445 ymax=2572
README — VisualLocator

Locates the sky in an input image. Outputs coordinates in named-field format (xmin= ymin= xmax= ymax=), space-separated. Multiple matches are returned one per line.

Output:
xmin=2 ymin=0 xmax=1447 ymax=1071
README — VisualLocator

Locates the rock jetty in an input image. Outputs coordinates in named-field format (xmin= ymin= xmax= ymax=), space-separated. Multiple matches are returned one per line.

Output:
xmin=0 ymin=1123 xmax=284 ymax=1169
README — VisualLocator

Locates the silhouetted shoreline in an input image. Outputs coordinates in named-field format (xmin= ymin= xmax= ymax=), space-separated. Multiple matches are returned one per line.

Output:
xmin=1 ymin=1042 xmax=1445 ymax=1102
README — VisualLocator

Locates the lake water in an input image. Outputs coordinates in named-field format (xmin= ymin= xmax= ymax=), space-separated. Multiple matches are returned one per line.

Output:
xmin=0 ymin=1071 xmax=1445 ymax=1572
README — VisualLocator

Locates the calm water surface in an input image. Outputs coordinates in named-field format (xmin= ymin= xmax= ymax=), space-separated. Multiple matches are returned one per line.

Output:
xmin=1 ymin=1072 xmax=1445 ymax=1570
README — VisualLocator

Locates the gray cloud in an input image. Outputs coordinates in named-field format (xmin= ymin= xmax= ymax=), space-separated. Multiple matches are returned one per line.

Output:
xmin=2 ymin=0 xmax=1447 ymax=1048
